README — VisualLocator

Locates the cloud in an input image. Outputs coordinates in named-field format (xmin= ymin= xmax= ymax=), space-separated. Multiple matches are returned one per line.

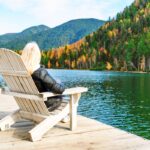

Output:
xmin=0 ymin=0 xmax=134 ymax=34
xmin=28 ymin=0 xmax=133 ymax=27
xmin=0 ymin=0 xmax=30 ymax=11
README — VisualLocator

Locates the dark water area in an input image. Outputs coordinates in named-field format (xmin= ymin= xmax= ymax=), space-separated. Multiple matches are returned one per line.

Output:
xmin=1 ymin=70 xmax=150 ymax=139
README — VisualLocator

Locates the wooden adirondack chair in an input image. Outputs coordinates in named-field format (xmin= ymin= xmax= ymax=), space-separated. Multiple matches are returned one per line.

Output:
xmin=0 ymin=48 xmax=88 ymax=141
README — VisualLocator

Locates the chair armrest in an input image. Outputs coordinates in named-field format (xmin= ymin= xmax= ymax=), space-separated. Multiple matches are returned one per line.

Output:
xmin=0 ymin=87 xmax=88 ymax=101
xmin=1 ymin=88 xmax=44 ymax=101
xmin=41 ymin=87 xmax=88 ymax=98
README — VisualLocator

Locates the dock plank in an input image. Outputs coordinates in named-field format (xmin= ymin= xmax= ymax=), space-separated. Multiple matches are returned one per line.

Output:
xmin=0 ymin=93 xmax=150 ymax=150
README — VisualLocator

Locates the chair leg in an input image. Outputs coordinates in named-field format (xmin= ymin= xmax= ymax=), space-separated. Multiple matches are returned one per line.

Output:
xmin=70 ymin=93 xmax=81 ymax=131
xmin=0 ymin=110 xmax=20 ymax=131
xmin=61 ymin=115 xmax=70 ymax=123
xmin=29 ymin=104 xmax=69 ymax=142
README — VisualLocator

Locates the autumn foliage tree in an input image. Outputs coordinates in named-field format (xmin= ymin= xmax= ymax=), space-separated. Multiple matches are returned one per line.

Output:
xmin=16 ymin=0 xmax=150 ymax=72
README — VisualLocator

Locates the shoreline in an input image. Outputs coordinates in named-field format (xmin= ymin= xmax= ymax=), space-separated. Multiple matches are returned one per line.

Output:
xmin=48 ymin=68 xmax=150 ymax=74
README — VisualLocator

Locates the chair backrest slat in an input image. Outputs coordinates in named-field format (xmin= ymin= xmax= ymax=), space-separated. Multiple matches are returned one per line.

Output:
xmin=20 ymin=74 xmax=49 ymax=115
xmin=0 ymin=49 xmax=12 ymax=71
xmin=0 ymin=48 xmax=49 ymax=115
xmin=0 ymin=49 xmax=38 ymax=93
xmin=15 ymin=97 xmax=27 ymax=111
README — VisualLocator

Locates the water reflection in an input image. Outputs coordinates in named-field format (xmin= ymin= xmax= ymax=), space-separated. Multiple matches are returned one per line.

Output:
xmin=0 ymin=70 xmax=150 ymax=139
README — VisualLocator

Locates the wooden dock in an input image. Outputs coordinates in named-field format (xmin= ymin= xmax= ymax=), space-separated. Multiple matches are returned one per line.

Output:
xmin=0 ymin=94 xmax=150 ymax=150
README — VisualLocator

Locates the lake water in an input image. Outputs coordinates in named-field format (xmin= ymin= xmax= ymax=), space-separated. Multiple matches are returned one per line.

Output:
xmin=0 ymin=70 xmax=150 ymax=139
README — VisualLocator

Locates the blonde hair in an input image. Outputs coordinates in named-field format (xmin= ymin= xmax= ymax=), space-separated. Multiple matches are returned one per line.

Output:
xmin=21 ymin=42 xmax=41 ymax=74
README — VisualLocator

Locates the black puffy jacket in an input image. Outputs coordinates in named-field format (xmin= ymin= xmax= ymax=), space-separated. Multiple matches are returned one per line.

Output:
xmin=31 ymin=68 xmax=65 ymax=111
xmin=31 ymin=68 xmax=65 ymax=94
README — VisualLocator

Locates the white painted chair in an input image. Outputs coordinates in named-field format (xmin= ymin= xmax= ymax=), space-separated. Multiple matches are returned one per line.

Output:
xmin=0 ymin=48 xmax=88 ymax=141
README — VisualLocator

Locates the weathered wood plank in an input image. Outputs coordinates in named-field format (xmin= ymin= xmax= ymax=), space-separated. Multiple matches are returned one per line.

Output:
xmin=1 ymin=94 xmax=150 ymax=150
xmin=0 ymin=71 xmax=30 ymax=77
xmin=0 ymin=115 xmax=150 ymax=150
xmin=28 ymin=103 xmax=70 ymax=141
xmin=19 ymin=111 xmax=47 ymax=123
xmin=1 ymin=90 xmax=43 ymax=101
xmin=70 ymin=93 xmax=81 ymax=130
xmin=1 ymin=87 xmax=87 ymax=101
xmin=0 ymin=110 xmax=20 ymax=131
xmin=41 ymin=87 xmax=88 ymax=98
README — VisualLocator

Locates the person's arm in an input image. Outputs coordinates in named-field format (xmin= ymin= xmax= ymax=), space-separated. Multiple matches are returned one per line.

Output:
xmin=38 ymin=68 xmax=65 ymax=94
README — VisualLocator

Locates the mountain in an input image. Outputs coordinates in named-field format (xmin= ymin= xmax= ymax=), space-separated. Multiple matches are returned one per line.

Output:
xmin=0 ymin=25 xmax=50 ymax=49
xmin=0 ymin=19 xmax=105 ymax=50
xmin=43 ymin=0 xmax=150 ymax=72
xmin=36 ymin=18 xmax=105 ymax=49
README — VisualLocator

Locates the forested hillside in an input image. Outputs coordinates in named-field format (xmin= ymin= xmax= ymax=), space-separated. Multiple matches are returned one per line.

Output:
xmin=0 ymin=19 xmax=105 ymax=50
xmin=40 ymin=0 xmax=150 ymax=72
xmin=0 ymin=25 xmax=50 ymax=49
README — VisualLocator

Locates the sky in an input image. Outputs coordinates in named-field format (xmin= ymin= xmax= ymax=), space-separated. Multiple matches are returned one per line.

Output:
xmin=0 ymin=0 xmax=135 ymax=35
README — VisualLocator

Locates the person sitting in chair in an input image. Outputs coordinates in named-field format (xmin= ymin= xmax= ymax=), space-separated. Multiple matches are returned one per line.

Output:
xmin=21 ymin=41 xmax=65 ymax=112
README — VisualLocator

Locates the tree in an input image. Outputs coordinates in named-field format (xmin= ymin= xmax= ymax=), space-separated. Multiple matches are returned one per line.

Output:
xmin=47 ymin=60 xmax=51 ymax=68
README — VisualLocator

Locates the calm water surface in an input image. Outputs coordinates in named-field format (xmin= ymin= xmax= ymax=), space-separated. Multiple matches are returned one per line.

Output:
xmin=0 ymin=70 xmax=150 ymax=139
